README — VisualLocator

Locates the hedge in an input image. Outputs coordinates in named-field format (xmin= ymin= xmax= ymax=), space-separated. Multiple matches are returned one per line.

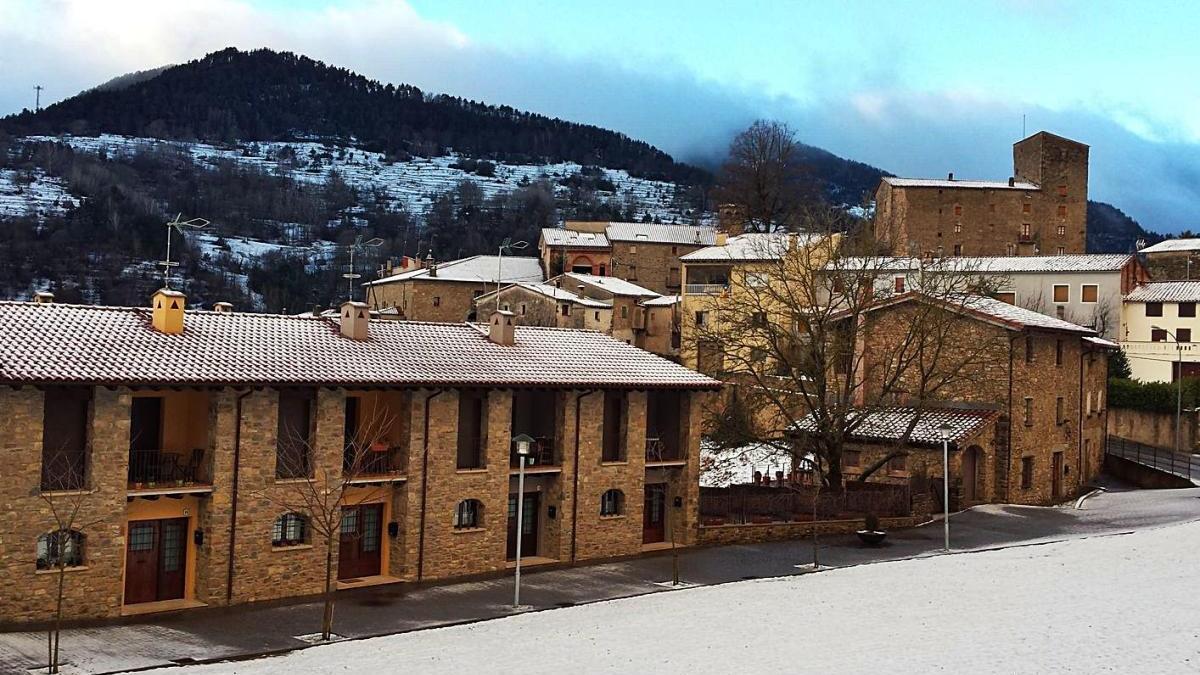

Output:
xmin=1108 ymin=377 xmax=1200 ymax=414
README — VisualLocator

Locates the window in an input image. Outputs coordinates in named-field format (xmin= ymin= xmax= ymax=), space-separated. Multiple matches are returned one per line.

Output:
xmin=1057 ymin=185 xmax=1068 ymax=196
xmin=1025 ymin=336 xmax=1033 ymax=363
xmin=751 ymin=312 xmax=767 ymax=327
xmin=1023 ymin=203 xmax=1032 ymax=214
xmin=1180 ymin=303 xmax=1196 ymax=318
xmin=1021 ymin=223 xmax=1031 ymax=236
xmin=1151 ymin=328 xmax=1168 ymax=342
xmin=454 ymin=499 xmax=483 ymax=529
xmin=888 ymin=454 xmax=907 ymax=473
xmin=1006 ymin=243 xmax=1017 ymax=255
xmin=41 ymin=387 xmax=91 ymax=491
xmin=628 ymin=265 xmax=637 ymax=280
xmin=602 ymin=390 xmax=627 ymax=462
xmin=745 ymin=272 xmax=767 ymax=287
xmin=457 ymin=390 xmax=487 ymax=469
xmin=1056 ymin=306 xmax=1065 ymax=319
xmin=694 ymin=311 xmax=707 ymax=327
xmin=936 ymin=246 xmax=944 ymax=258
xmin=1055 ymin=339 xmax=1064 ymax=366
xmin=1146 ymin=302 xmax=1163 ymax=317
xmin=272 ymin=513 xmax=309 ymax=547
xmin=1082 ymin=285 xmax=1098 ymax=303
xmin=953 ymin=244 xmax=962 ymax=256
xmin=594 ymin=311 xmax=600 ymax=321
xmin=989 ymin=203 xmax=997 ymax=213
xmin=671 ymin=246 xmax=678 ymax=255
xmin=276 ymin=389 xmax=315 ymax=479
xmin=1086 ymin=391 xmax=1093 ymax=416
xmin=954 ymin=222 xmax=962 ymax=234
xmin=1056 ymin=225 xmax=1066 ymax=236
xmin=995 ymin=292 xmax=1016 ymax=305
xmin=1021 ymin=457 xmax=1034 ymax=489
xmin=432 ymin=296 xmax=441 ymax=307
xmin=1056 ymin=247 xmax=1065 ymax=255
xmin=1058 ymin=206 xmax=1068 ymax=217
xmin=629 ymin=245 xmax=638 ymax=254
xmin=893 ymin=276 xmax=906 ymax=293
xmin=561 ymin=303 xmax=570 ymax=317
xmin=668 ymin=266 xmax=681 ymax=287
xmin=600 ymin=489 xmax=625 ymax=516
xmin=621 ymin=306 xmax=629 ymax=319
xmin=472 ymin=289 xmax=484 ymax=298
xmin=1097 ymin=389 xmax=1103 ymax=411
xmin=954 ymin=204 xmax=962 ymax=216
xmin=1179 ymin=328 xmax=1192 ymax=343
xmin=1056 ymin=397 xmax=1065 ymax=425
xmin=520 ymin=304 xmax=527 ymax=315
xmin=1053 ymin=285 xmax=1069 ymax=303
xmin=1024 ymin=397 xmax=1034 ymax=426
xmin=36 ymin=530 xmax=85 ymax=570
xmin=843 ymin=450 xmax=861 ymax=468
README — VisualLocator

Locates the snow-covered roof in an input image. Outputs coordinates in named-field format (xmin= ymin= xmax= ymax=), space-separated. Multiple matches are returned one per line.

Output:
xmin=829 ymin=256 xmax=922 ymax=272
xmin=852 ymin=292 xmax=1096 ymax=335
xmin=604 ymin=222 xmax=717 ymax=245
xmin=796 ymin=407 xmax=1000 ymax=447
xmin=1125 ymin=282 xmax=1200 ymax=304
xmin=881 ymin=177 xmax=1039 ymax=191
xmin=365 ymin=255 xmax=544 ymax=286
xmin=681 ymin=232 xmax=825 ymax=263
xmin=700 ymin=443 xmax=803 ymax=488
xmin=1139 ymin=238 xmax=1200 ymax=254
xmin=932 ymin=254 xmax=1135 ymax=274
xmin=478 ymin=282 xmax=610 ymax=309
xmin=1084 ymin=336 xmax=1120 ymax=350
xmin=0 ymin=301 xmax=720 ymax=390
xmin=540 ymin=228 xmax=611 ymax=248
xmin=640 ymin=295 xmax=681 ymax=307
xmin=565 ymin=273 xmax=660 ymax=298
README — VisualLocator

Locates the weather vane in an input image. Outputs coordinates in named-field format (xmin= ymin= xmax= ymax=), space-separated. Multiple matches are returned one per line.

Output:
xmin=158 ymin=213 xmax=209 ymax=289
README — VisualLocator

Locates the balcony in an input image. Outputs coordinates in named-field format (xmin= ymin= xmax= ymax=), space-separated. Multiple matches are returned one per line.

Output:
xmin=645 ymin=437 xmax=685 ymax=464
xmin=685 ymin=283 xmax=729 ymax=296
xmin=511 ymin=436 xmax=560 ymax=472
xmin=128 ymin=449 xmax=213 ymax=494
xmin=1018 ymin=233 xmax=1034 ymax=243
xmin=346 ymin=444 xmax=408 ymax=484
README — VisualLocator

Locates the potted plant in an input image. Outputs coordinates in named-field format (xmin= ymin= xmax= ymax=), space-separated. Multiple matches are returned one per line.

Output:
xmin=856 ymin=513 xmax=887 ymax=546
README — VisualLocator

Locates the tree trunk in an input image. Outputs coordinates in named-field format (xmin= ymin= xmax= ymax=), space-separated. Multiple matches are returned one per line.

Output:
xmin=322 ymin=537 xmax=335 ymax=641
xmin=50 ymin=546 xmax=66 ymax=673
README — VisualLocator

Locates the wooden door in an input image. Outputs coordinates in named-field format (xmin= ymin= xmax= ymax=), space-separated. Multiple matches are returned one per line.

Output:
xmin=1052 ymin=451 xmax=1064 ymax=498
xmin=962 ymin=447 xmax=979 ymax=503
xmin=157 ymin=518 xmax=187 ymax=601
xmin=506 ymin=493 xmax=539 ymax=560
xmin=338 ymin=504 xmax=383 ymax=580
xmin=124 ymin=520 xmax=160 ymax=605
xmin=642 ymin=484 xmax=666 ymax=544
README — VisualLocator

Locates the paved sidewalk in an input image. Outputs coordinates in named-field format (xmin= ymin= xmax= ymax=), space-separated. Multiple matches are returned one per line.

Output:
xmin=2 ymin=479 xmax=1197 ymax=675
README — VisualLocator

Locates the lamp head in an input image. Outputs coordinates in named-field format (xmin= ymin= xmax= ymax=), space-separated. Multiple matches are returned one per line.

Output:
xmin=512 ymin=433 xmax=535 ymax=456
xmin=938 ymin=422 xmax=953 ymax=441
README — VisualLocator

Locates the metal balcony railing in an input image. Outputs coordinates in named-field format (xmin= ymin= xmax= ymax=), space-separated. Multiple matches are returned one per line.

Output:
xmin=128 ymin=448 xmax=210 ymax=489
xmin=511 ymin=436 xmax=558 ymax=468
xmin=685 ymin=283 xmax=729 ymax=295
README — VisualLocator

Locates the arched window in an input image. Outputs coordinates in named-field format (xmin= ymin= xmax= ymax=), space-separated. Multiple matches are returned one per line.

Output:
xmin=273 ymin=513 xmax=309 ymax=547
xmin=36 ymin=530 xmax=85 ymax=570
xmin=600 ymin=489 xmax=625 ymax=517
xmin=454 ymin=499 xmax=483 ymax=529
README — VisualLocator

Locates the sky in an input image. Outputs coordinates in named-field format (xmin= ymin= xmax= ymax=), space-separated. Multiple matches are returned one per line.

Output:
xmin=1 ymin=0 xmax=1198 ymax=232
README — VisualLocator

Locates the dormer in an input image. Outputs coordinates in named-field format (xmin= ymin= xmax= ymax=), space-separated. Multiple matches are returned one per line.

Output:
xmin=489 ymin=309 xmax=515 ymax=346
xmin=151 ymin=288 xmax=186 ymax=335
xmin=340 ymin=301 xmax=370 ymax=341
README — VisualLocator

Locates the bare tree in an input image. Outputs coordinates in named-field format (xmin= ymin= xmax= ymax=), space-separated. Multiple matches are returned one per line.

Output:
xmin=713 ymin=120 xmax=818 ymax=232
xmin=253 ymin=405 xmax=397 ymax=642
xmin=38 ymin=460 xmax=102 ymax=674
xmin=695 ymin=207 xmax=1008 ymax=494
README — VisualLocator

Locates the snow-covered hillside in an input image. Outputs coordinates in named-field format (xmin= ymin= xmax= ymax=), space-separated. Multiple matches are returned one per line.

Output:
xmin=25 ymin=134 xmax=699 ymax=224
xmin=0 ymin=168 xmax=80 ymax=222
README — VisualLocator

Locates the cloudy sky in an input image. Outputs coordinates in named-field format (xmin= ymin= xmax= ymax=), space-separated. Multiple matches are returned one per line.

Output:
xmin=2 ymin=0 xmax=1197 ymax=232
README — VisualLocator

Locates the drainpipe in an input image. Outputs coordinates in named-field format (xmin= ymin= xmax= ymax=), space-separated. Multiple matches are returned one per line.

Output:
xmin=416 ymin=389 xmax=444 ymax=581
xmin=225 ymin=388 xmax=252 ymax=605
xmin=570 ymin=389 xmax=599 ymax=563
xmin=1007 ymin=335 xmax=1016 ymax=503
xmin=1078 ymin=346 xmax=1086 ymax=492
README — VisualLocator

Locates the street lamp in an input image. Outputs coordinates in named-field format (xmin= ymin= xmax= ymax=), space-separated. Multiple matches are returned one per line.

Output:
xmin=497 ymin=239 xmax=529 ymax=313
xmin=938 ymin=421 xmax=952 ymax=551
xmin=1152 ymin=325 xmax=1185 ymax=454
xmin=511 ymin=433 xmax=535 ymax=609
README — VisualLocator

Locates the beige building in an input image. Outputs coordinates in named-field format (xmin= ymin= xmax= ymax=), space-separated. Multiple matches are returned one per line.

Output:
xmin=0 ymin=291 xmax=717 ymax=625
xmin=538 ymin=222 xmax=717 ymax=295
xmin=1121 ymin=281 xmax=1200 ymax=382
xmin=364 ymin=254 xmax=544 ymax=322
xmin=873 ymin=131 xmax=1089 ymax=257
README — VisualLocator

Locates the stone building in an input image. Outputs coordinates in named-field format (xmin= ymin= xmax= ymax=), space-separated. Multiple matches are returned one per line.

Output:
xmin=538 ymin=222 xmax=717 ymax=295
xmin=363 ymin=254 xmax=544 ymax=322
xmin=873 ymin=131 xmax=1089 ymax=257
xmin=0 ymin=292 xmax=717 ymax=625
xmin=1137 ymin=238 xmax=1200 ymax=280
xmin=1120 ymin=281 xmax=1200 ymax=382
xmin=843 ymin=293 xmax=1112 ymax=505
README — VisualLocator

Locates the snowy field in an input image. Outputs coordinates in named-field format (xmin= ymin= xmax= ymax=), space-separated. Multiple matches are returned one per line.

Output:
xmin=24 ymin=135 xmax=698 ymax=224
xmin=0 ymin=168 xmax=79 ymax=221
xmin=145 ymin=520 xmax=1200 ymax=675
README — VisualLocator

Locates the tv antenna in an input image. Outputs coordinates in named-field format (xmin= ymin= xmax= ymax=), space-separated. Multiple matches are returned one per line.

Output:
xmin=158 ymin=213 xmax=209 ymax=289
xmin=343 ymin=235 xmax=385 ymax=301
xmin=34 ymin=85 xmax=43 ymax=112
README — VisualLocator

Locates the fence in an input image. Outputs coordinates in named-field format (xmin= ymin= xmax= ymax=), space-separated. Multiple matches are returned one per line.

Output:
xmin=699 ymin=483 xmax=911 ymax=525
xmin=1107 ymin=435 xmax=1198 ymax=482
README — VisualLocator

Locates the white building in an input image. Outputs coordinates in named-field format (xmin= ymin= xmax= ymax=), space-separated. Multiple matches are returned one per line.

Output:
xmin=1121 ymin=281 xmax=1200 ymax=382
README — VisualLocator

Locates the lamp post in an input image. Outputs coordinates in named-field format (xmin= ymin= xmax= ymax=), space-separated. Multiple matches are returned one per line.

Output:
xmin=938 ymin=422 xmax=952 ymax=551
xmin=497 ymin=239 xmax=529 ymax=313
xmin=1152 ymin=325 xmax=1185 ymax=454
xmin=511 ymin=433 xmax=534 ymax=609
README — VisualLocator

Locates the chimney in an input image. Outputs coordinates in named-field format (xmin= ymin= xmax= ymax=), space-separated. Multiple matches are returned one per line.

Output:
xmin=340 ymin=301 xmax=370 ymax=341
xmin=488 ymin=309 xmax=515 ymax=346
xmin=151 ymin=288 xmax=186 ymax=335
xmin=33 ymin=291 xmax=54 ymax=305
xmin=715 ymin=232 xmax=728 ymax=246
xmin=1008 ymin=177 xmax=1016 ymax=187
xmin=947 ymin=172 xmax=954 ymax=181
xmin=213 ymin=302 xmax=233 ymax=314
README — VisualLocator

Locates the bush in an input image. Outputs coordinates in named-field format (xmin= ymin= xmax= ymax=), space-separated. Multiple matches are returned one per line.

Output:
xmin=1108 ymin=377 xmax=1200 ymax=414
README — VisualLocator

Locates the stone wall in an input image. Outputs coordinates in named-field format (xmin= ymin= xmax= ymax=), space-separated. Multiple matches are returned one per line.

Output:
xmin=370 ymin=278 xmax=492 ymax=322
xmin=1107 ymin=406 xmax=1196 ymax=453
xmin=697 ymin=515 xmax=923 ymax=546
xmin=610 ymin=242 xmax=702 ymax=295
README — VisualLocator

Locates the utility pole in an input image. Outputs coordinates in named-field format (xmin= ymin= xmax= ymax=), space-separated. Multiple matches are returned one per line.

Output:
xmin=34 ymin=85 xmax=44 ymax=112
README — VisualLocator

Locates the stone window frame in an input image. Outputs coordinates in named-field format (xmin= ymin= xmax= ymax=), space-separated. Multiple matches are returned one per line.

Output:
xmin=454 ymin=499 xmax=484 ymax=529
xmin=36 ymin=529 xmax=86 ymax=571
xmin=272 ymin=512 xmax=310 ymax=548
xmin=600 ymin=489 xmax=625 ymax=517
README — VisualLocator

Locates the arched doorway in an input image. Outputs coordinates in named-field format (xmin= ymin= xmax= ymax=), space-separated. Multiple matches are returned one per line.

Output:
xmin=962 ymin=445 xmax=983 ymax=503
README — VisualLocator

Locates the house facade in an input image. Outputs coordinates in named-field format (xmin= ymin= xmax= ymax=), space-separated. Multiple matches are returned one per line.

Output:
xmin=0 ymin=292 xmax=718 ymax=625
xmin=364 ymin=254 xmax=544 ymax=322
xmin=1138 ymin=238 xmax=1200 ymax=280
xmin=1121 ymin=281 xmax=1200 ymax=382
xmin=538 ymin=222 xmax=717 ymax=296
xmin=873 ymin=131 xmax=1089 ymax=258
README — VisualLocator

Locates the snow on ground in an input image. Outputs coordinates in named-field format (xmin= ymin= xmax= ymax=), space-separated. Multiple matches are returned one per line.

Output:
xmin=144 ymin=521 xmax=1200 ymax=675
xmin=0 ymin=168 xmax=80 ymax=221
xmin=25 ymin=135 xmax=699 ymax=224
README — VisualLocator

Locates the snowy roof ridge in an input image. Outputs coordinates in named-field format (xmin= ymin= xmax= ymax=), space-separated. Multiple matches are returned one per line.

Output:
xmin=882 ymin=177 xmax=1040 ymax=191
xmin=1125 ymin=281 xmax=1200 ymax=303
xmin=795 ymin=406 xmax=1000 ymax=446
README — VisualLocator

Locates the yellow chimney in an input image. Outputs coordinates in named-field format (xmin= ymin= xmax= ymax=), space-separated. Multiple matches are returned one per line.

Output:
xmin=340 ymin=300 xmax=370 ymax=341
xmin=151 ymin=288 xmax=186 ymax=335
xmin=715 ymin=232 xmax=728 ymax=246
xmin=488 ymin=309 xmax=516 ymax=346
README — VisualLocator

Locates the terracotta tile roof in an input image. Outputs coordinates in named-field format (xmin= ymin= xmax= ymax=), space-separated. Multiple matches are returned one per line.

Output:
xmin=1125 ymin=281 xmax=1200 ymax=303
xmin=0 ymin=302 xmax=720 ymax=390
xmin=477 ymin=282 xmax=611 ymax=309
xmin=681 ymin=233 xmax=826 ymax=262
xmin=796 ymin=406 xmax=999 ymax=446
xmin=364 ymin=255 xmax=543 ymax=286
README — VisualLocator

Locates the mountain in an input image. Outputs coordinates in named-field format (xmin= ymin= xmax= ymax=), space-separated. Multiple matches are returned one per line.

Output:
xmin=1086 ymin=200 xmax=1164 ymax=253
xmin=2 ymin=47 xmax=704 ymax=185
